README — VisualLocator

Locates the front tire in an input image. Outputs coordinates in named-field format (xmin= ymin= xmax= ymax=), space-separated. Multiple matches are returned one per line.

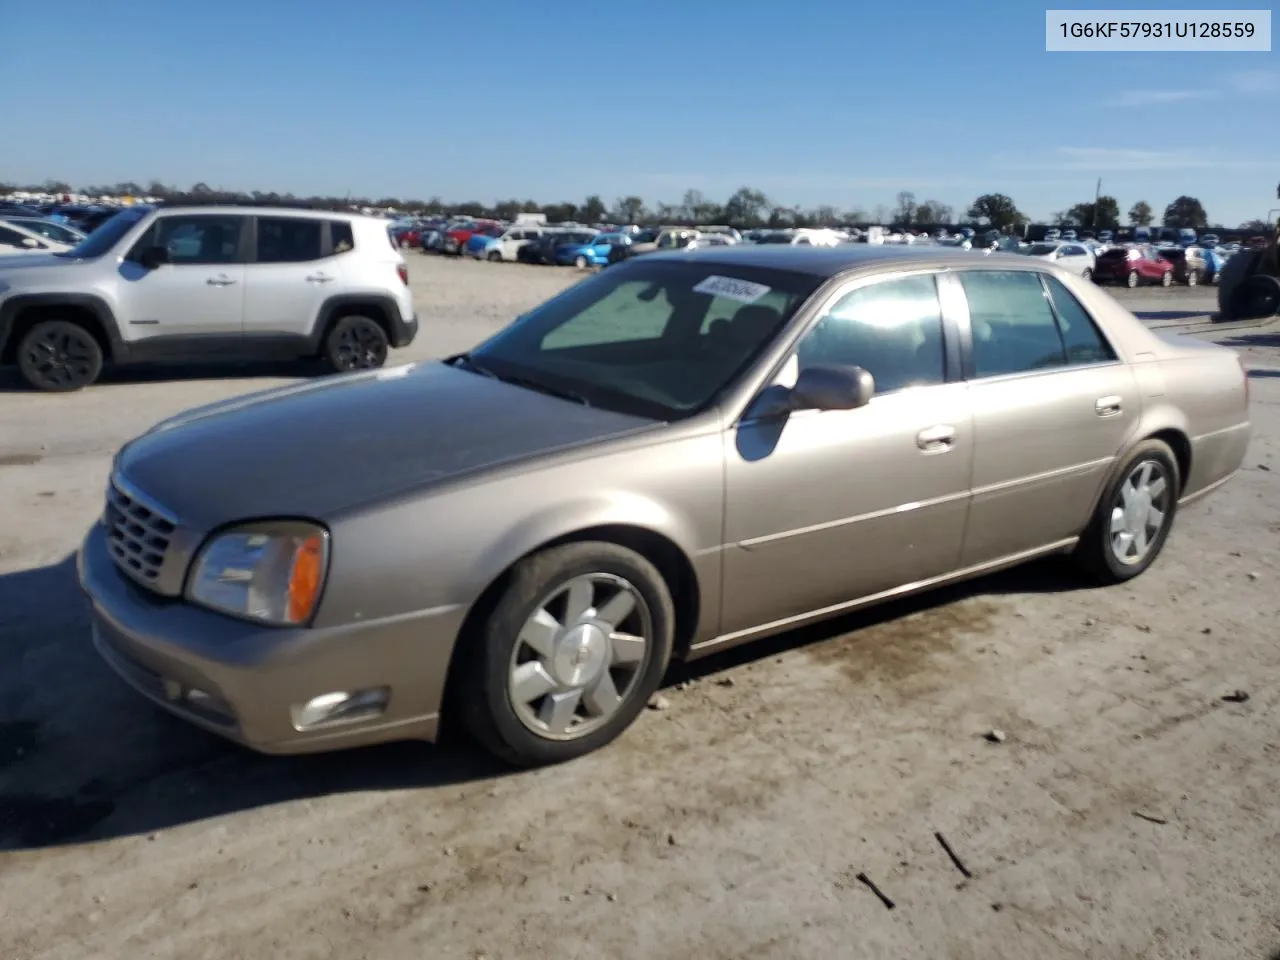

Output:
xmin=574 ymin=255 xmax=589 ymax=269
xmin=1081 ymin=267 xmax=1092 ymax=282
xmin=323 ymin=315 xmax=389 ymax=372
xmin=1161 ymin=270 xmax=1173 ymax=287
xmin=16 ymin=319 xmax=104 ymax=392
xmin=1185 ymin=269 xmax=1198 ymax=287
xmin=1126 ymin=270 xmax=1139 ymax=288
xmin=487 ymin=250 xmax=502 ymax=262
xmin=458 ymin=541 xmax=676 ymax=767
xmin=1073 ymin=439 xmax=1179 ymax=585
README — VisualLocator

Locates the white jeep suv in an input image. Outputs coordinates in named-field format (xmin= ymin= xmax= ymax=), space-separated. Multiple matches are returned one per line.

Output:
xmin=0 ymin=204 xmax=418 ymax=391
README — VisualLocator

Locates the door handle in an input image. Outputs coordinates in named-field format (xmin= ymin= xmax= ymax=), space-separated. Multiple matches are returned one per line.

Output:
xmin=916 ymin=424 xmax=956 ymax=453
xmin=206 ymin=275 xmax=236 ymax=286
xmin=305 ymin=273 xmax=335 ymax=283
xmin=1095 ymin=395 xmax=1123 ymax=417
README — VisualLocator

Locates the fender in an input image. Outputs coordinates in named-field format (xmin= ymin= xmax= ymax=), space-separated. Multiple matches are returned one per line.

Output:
xmin=465 ymin=492 xmax=719 ymax=643
xmin=0 ymin=292 xmax=127 ymax=360
xmin=308 ymin=292 xmax=417 ymax=350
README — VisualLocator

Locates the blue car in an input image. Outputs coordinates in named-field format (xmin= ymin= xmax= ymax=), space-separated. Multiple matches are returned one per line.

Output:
xmin=553 ymin=232 xmax=629 ymax=268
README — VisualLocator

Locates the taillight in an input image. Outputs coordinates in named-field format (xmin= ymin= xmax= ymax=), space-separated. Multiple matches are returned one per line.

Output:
xmin=397 ymin=264 xmax=409 ymax=286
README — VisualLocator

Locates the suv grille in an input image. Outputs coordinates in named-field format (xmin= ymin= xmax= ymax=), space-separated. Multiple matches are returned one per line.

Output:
xmin=105 ymin=479 xmax=177 ymax=588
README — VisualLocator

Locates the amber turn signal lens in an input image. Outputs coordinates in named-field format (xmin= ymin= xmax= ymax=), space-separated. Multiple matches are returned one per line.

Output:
xmin=287 ymin=535 xmax=325 ymax=623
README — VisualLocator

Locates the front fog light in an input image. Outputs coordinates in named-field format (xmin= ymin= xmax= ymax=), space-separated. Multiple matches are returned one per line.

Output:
xmin=291 ymin=688 xmax=389 ymax=731
xmin=188 ymin=522 xmax=329 ymax=626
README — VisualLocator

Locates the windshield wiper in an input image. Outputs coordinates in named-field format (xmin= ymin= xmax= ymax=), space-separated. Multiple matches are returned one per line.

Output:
xmin=494 ymin=371 xmax=591 ymax=406
xmin=444 ymin=353 xmax=591 ymax=406
xmin=444 ymin=352 xmax=498 ymax=378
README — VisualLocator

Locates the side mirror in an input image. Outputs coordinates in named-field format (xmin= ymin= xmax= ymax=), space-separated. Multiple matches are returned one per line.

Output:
xmin=748 ymin=364 xmax=876 ymax=419
xmin=791 ymin=364 xmax=875 ymax=411
xmin=138 ymin=245 xmax=169 ymax=269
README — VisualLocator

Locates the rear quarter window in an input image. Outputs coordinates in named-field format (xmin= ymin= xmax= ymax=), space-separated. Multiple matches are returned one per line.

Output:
xmin=331 ymin=220 xmax=355 ymax=254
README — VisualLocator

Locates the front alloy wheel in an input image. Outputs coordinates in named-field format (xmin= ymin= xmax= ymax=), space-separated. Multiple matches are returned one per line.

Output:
xmin=1161 ymin=271 xmax=1173 ymax=287
xmin=1126 ymin=270 xmax=1139 ymax=288
xmin=17 ymin=319 xmax=104 ymax=392
xmin=458 ymin=541 xmax=675 ymax=766
xmin=508 ymin=574 xmax=651 ymax=740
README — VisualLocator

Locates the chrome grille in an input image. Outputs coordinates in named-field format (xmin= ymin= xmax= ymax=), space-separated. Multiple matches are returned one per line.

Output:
xmin=105 ymin=478 xmax=177 ymax=589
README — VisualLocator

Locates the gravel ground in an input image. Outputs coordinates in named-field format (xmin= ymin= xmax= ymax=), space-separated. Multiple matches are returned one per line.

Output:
xmin=1 ymin=254 xmax=1278 ymax=960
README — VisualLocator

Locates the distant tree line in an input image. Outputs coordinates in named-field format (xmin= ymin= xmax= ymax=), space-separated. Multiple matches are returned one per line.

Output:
xmin=2 ymin=179 xmax=1258 ymax=233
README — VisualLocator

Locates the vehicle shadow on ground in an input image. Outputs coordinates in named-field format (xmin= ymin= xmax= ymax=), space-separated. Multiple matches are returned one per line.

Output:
xmin=1220 ymin=331 xmax=1280 ymax=351
xmin=0 ymin=359 xmax=324 ymax=392
xmin=0 ymin=552 xmax=1088 ymax=852
xmin=1132 ymin=309 xmax=1214 ymax=323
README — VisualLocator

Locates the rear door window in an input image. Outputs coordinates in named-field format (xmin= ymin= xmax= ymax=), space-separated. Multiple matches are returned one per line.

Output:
xmin=959 ymin=271 xmax=1067 ymax=377
xmin=256 ymin=217 xmax=323 ymax=263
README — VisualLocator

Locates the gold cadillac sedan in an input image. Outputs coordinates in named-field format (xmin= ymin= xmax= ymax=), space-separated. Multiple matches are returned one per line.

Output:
xmin=79 ymin=245 xmax=1252 ymax=766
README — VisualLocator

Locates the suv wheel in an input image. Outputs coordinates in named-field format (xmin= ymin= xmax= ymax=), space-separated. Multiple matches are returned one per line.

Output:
xmin=1185 ymin=269 xmax=1198 ymax=287
xmin=16 ymin=319 xmax=104 ymax=392
xmin=458 ymin=541 xmax=675 ymax=767
xmin=1161 ymin=270 xmax=1173 ymax=287
xmin=324 ymin=315 xmax=389 ymax=372
xmin=574 ymin=255 xmax=589 ymax=269
xmin=1126 ymin=270 xmax=1139 ymax=288
xmin=487 ymin=250 xmax=503 ymax=263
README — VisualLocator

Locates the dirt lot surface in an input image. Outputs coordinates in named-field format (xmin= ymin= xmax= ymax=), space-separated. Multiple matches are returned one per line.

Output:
xmin=1 ymin=255 xmax=1278 ymax=960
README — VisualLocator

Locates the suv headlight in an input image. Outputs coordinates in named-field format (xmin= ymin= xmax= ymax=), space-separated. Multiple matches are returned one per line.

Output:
xmin=187 ymin=521 xmax=329 ymax=626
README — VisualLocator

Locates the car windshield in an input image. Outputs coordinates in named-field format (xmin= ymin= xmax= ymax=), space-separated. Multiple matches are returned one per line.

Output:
xmin=462 ymin=259 xmax=824 ymax=420
xmin=58 ymin=208 xmax=147 ymax=258
xmin=1027 ymin=243 xmax=1058 ymax=256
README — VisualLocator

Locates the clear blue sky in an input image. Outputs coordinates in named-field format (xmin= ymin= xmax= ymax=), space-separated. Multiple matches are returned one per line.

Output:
xmin=3 ymin=0 xmax=1276 ymax=225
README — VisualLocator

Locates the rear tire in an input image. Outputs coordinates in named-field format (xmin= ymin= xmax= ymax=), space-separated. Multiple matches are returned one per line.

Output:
xmin=1126 ymin=270 xmax=1139 ymax=288
xmin=457 ymin=541 xmax=675 ymax=767
xmin=1160 ymin=270 xmax=1173 ymax=287
xmin=1073 ymin=439 xmax=1179 ymax=585
xmin=323 ymin=315 xmax=389 ymax=372
xmin=487 ymin=250 xmax=502 ymax=262
xmin=1185 ymin=269 xmax=1198 ymax=287
xmin=16 ymin=319 xmax=104 ymax=392
xmin=1081 ymin=267 xmax=1092 ymax=281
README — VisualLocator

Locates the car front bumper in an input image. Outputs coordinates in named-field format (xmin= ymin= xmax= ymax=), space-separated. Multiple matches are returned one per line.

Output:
xmin=77 ymin=523 xmax=467 ymax=754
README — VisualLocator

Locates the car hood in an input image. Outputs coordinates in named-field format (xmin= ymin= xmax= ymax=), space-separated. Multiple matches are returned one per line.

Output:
xmin=114 ymin=362 xmax=658 ymax=530
xmin=0 ymin=253 xmax=74 ymax=272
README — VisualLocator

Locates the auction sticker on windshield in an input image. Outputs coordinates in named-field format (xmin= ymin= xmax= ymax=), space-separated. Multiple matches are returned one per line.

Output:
xmin=693 ymin=275 xmax=772 ymax=304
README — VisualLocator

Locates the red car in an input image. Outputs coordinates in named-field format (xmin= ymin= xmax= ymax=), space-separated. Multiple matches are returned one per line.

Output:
xmin=1091 ymin=245 xmax=1174 ymax=288
xmin=444 ymin=220 xmax=500 ymax=256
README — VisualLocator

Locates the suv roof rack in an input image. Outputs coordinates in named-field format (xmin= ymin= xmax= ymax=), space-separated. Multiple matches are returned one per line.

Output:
xmin=154 ymin=197 xmax=360 ymax=213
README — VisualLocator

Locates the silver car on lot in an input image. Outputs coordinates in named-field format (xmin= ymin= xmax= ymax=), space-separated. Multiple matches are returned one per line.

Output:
xmin=79 ymin=246 xmax=1252 ymax=766
xmin=1023 ymin=240 xmax=1097 ymax=281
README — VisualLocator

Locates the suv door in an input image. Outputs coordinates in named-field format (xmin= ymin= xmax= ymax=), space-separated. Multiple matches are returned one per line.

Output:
xmin=720 ymin=272 xmax=974 ymax=637
xmin=117 ymin=214 xmax=248 ymax=344
xmin=950 ymin=269 xmax=1139 ymax=566
xmin=241 ymin=216 xmax=340 ymax=339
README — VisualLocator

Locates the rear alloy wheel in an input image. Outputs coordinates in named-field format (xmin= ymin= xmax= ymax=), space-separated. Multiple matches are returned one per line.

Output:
xmin=1161 ymin=270 xmax=1173 ymax=287
xmin=324 ymin=315 xmax=389 ymax=372
xmin=458 ymin=541 xmax=675 ymax=767
xmin=1126 ymin=270 xmax=1139 ymax=288
xmin=1074 ymin=439 xmax=1179 ymax=584
xmin=574 ymin=255 xmax=589 ymax=269
xmin=16 ymin=319 xmax=104 ymax=392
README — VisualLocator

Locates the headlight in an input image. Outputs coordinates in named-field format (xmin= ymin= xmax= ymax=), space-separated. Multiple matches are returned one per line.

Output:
xmin=187 ymin=521 xmax=329 ymax=626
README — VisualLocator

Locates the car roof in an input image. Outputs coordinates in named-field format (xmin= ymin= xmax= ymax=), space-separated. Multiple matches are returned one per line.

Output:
xmin=643 ymin=243 xmax=1032 ymax=278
